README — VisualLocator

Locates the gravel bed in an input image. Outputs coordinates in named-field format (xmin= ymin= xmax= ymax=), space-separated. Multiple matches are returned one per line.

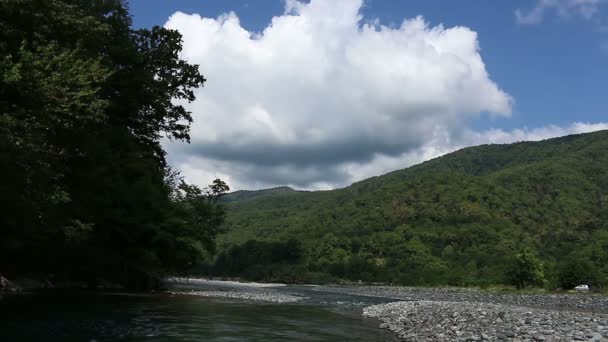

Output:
xmin=167 ymin=289 xmax=304 ymax=303
xmin=167 ymin=277 xmax=286 ymax=288
xmin=322 ymin=286 xmax=608 ymax=313
xmin=364 ymin=300 xmax=608 ymax=341
xmin=166 ymin=278 xmax=303 ymax=303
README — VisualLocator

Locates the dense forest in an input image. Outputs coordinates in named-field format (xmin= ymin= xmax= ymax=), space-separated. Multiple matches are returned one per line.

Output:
xmin=211 ymin=131 xmax=608 ymax=289
xmin=0 ymin=0 xmax=227 ymax=289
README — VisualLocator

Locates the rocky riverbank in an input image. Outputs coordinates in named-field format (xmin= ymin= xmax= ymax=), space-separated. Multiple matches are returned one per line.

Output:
xmin=161 ymin=280 xmax=608 ymax=339
xmin=363 ymin=300 xmax=608 ymax=341
xmin=318 ymin=286 xmax=608 ymax=341
xmin=322 ymin=285 xmax=608 ymax=313
xmin=166 ymin=277 xmax=305 ymax=303
xmin=167 ymin=289 xmax=304 ymax=303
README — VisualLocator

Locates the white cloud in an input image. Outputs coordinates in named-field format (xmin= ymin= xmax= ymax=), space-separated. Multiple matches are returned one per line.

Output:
xmin=515 ymin=0 xmax=602 ymax=25
xmin=163 ymin=0 xmax=513 ymax=190
xmin=161 ymin=0 xmax=606 ymax=191
xmin=170 ymin=122 xmax=608 ymax=190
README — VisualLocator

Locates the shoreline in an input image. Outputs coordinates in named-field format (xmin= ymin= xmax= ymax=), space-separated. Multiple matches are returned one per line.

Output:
xmin=166 ymin=277 xmax=305 ymax=303
xmin=320 ymin=286 xmax=608 ymax=341
xmin=167 ymin=277 xmax=287 ymax=288
xmin=165 ymin=280 xmax=608 ymax=340
xmin=320 ymin=285 xmax=608 ymax=313
xmin=363 ymin=300 xmax=608 ymax=341
xmin=6 ymin=277 xmax=608 ymax=340
xmin=166 ymin=289 xmax=304 ymax=303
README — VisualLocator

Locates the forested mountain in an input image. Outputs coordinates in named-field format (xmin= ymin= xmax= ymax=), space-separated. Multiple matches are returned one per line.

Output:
xmin=213 ymin=131 xmax=608 ymax=288
xmin=0 ymin=0 xmax=227 ymax=289
xmin=222 ymin=186 xmax=304 ymax=203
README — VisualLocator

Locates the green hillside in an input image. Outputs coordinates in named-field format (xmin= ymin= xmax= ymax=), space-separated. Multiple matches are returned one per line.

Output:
xmin=212 ymin=131 xmax=608 ymax=288
xmin=222 ymin=186 xmax=305 ymax=203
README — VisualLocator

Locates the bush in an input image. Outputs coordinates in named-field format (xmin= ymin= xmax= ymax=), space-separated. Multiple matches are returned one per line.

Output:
xmin=507 ymin=248 xmax=546 ymax=289
xmin=558 ymin=258 xmax=603 ymax=289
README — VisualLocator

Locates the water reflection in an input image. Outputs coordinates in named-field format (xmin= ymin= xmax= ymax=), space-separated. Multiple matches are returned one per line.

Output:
xmin=0 ymin=292 xmax=396 ymax=341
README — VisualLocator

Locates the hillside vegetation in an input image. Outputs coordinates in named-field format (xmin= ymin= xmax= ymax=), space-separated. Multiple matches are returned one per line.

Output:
xmin=212 ymin=131 xmax=608 ymax=288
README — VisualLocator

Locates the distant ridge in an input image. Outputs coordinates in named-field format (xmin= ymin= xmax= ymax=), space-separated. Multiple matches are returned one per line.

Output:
xmin=222 ymin=186 xmax=304 ymax=203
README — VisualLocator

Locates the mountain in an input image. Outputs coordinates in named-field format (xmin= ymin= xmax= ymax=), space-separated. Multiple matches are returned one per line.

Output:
xmin=212 ymin=130 xmax=608 ymax=287
xmin=221 ymin=186 xmax=304 ymax=203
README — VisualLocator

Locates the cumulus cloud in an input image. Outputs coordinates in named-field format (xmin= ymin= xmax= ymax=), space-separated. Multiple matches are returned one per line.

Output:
xmin=169 ymin=122 xmax=608 ymax=190
xmin=515 ymin=0 xmax=602 ymax=25
xmin=163 ymin=0 xmax=514 ymax=190
xmin=161 ymin=0 xmax=606 ymax=191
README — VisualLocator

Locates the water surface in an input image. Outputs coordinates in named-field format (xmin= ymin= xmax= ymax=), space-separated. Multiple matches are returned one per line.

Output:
xmin=0 ymin=290 xmax=396 ymax=341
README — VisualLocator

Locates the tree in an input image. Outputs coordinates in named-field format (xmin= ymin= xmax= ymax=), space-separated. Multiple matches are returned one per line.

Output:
xmin=0 ymin=0 xmax=114 ymax=270
xmin=558 ymin=257 xmax=602 ymax=289
xmin=507 ymin=248 xmax=546 ymax=289
xmin=0 ymin=0 xmax=223 ymax=289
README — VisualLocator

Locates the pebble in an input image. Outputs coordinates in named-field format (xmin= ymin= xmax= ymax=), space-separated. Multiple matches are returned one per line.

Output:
xmin=167 ymin=290 xmax=303 ymax=303
xmin=363 ymin=300 xmax=608 ymax=342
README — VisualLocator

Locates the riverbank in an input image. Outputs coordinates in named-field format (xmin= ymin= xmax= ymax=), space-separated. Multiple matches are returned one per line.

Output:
xmin=166 ymin=277 xmax=305 ymax=303
xmin=166 ymin=280 xmax=608 ymax=340
xmin=166 ymin=277 xmax=287 ymax=288
xmin=321 ymin=285 xmax=608 ymax=313
xmin=167 ymin=290 xmax=303 ymax=303
xmin=364 ymin=301 xmax=608 ymax=341
xmin=319 ymin=286 xmax=608 ymax=341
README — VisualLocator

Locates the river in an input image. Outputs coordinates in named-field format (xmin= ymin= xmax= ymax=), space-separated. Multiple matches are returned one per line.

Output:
xmin=0 ymin=284 xmax=398 ymax=341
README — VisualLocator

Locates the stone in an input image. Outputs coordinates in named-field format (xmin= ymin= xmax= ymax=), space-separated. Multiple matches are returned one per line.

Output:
xmin=355 ymin=288 xmax=608 ymax=342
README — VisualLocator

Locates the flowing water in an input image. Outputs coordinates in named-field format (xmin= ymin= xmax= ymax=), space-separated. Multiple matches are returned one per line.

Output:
xmin=0 ymin=285 xmax=397 ymax=341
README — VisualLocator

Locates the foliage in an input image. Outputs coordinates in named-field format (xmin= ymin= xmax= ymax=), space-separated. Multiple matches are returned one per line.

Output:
xmin=0 ymin=0 xmax=224 ymax=289
xmin=507 ymin=248 xmax=546 ymax=289
xmin=209 ymin=239 xmax=305 ymax=282
xmin=214 ymin=131 xmax=608 ymax=288
xmin=558 ymin=257 xmax=603 ymax=289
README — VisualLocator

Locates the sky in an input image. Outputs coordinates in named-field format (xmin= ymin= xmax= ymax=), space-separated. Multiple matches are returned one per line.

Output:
xmin=129 ymin=0 xmax=608 ymax=191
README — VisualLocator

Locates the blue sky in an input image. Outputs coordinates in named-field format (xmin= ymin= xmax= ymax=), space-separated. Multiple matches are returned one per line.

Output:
xmin=128 ymin=0 xmax=608 ymax=190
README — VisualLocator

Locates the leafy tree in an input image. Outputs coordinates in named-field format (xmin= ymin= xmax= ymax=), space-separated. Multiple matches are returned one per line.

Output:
xmin=507 ymin=248 xmax=546 ymax=289
xmin=0 ymin=0 xmax=224 ymax=289
xmin=558 ymin=257 xmax=603 ymax=289
xmin=211 ymin=239 xmax=305 ymax=282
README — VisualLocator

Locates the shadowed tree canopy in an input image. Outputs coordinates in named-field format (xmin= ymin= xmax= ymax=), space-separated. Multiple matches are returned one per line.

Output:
xmin=0 ymin=0 xmax=224 ymax=289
